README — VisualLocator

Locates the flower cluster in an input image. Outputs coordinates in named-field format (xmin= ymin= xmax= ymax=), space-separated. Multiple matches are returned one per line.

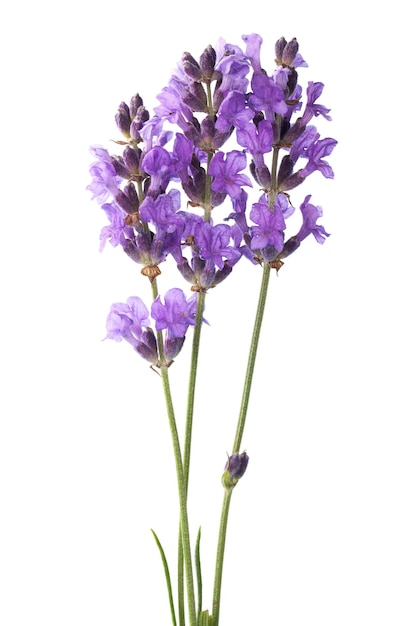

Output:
xmin=106 ymin=289 xmax=198 ymax=365
xmin=88 ymin=33 xmax=336 ymax=362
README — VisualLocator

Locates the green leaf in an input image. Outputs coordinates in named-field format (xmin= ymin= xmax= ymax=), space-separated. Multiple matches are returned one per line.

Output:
xmin=195 ymin=526 xmax=202 ymax=617
xmin=198 ymin=609 xmax=213 ymax=626
xmin=151 ymin=529 xmax=177 ymax=626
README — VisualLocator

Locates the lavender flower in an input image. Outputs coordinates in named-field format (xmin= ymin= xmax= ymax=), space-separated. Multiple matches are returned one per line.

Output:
xmin=151 ymin=288 xmax=197 ymax=339
xmin=248 ymin=73 xmax=287 ymax=120
xmin=87 ymin=146 xmax=122 ymax=203
xmin=250 ymin=195 xmax=286 ymax=259
xmin=105 ymin=296 xmax=150 ymax=346
xmin=296 ymin=195 xmax=330 ymax=244
xmin=208 ymin=150 xmax=252 ymax=200
xmin=105 ymin=297 xmax=159 ymax=364
xmin=90 ymin=31 xmax=337 ymax=347
xmin=194 ymin=222 xmax=241 ymax=272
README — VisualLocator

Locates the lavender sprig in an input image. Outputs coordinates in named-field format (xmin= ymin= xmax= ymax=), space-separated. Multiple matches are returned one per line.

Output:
xmin=88 ymin=31 xmax=336 ymax=626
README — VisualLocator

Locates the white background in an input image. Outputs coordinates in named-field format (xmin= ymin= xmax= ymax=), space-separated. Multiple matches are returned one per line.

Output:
xmin=1 ymin=1 xmax=416 ymax=625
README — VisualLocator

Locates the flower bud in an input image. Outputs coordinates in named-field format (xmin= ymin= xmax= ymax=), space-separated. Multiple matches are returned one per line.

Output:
xmin=183 ymin=87 xmax=207 ymax=112
xmin=115 ymin=102 xmax=131 ymax=137
xmin=123 ymin=145 xmax=141 ymax=175
xmin=275 ymin=37 xmax=287 ymax=65
xmin=129 ymin=93 xmax=144 ymax=119
xmin=280 ymin=235 xmax=300 ymax=258
xmin=200 ymin=45 xmax=215 ymax=75
xmin=130 ymin=106 xmax=150 ymax=140
xmin=282 ymin=38 xmax=299 ymax=66
xmin=136 ymin=327 xmax=158 ymax=364
xmin=277 ymin=155 xmax=295 ymax=187
xmin=111 ymin=155 xmax=130 ymax=179
xmin=222 ymin=451 xmax=249 ymax=489
xmin=115 ymin=183 xmax=139 ymax=214
xmin=183 ymin=52 xmax=203 ymax=81
xmin=164 ymin=335 xmax=185 ymax=362
xmin=177 ymin=259 xmax=197 ymax=285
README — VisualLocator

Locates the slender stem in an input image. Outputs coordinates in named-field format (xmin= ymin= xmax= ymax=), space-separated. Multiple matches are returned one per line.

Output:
xmin=150 ymin=272 xmax=198 ymax=626
xmin=211 ymin=489 xmax=232 ymax=626
xmin=232 ymin=262 xmax=271 ymax=453
xmin=178 ymin=290 xmax=206 ymax=625
xmin=177 ymin=526 xmax=185 ymax=626
xmin=212 ymin=261 xmax=272 ymax=626
xmin=160 ymin=364 xmax=197 ymax=626
xmin=178 ymin=97 xmax=212 ymax=623
xmin=183 ymin=291 xmax=206 ymax=486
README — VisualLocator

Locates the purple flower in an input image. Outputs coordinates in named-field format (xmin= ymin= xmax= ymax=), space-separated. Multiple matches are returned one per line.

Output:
xmin=296 ymin=195 xmax=330 ymax=244
xmin=300 ymin=82 xmax=332 ymax=126
xmin=106 ymin=297 xmax=150 ymax=346
xmin=87 ymin=146 xmax=121 ymax=203
xmin=105 ymin=297 xmax=159 ymax=363
xmin=194 ymin=222 xmax=241 ymax=271
xmin=236 ymin=119 xmax=273 ymax=157
xmin=151 ymin=288 xmax=197 ymax=338
xmin=290 ymin=126 xmax=320 ymax=162
xmin=300 ymin=136 xmax=337 ymax=179
xmin=242 ymin=33 xmax=263 ymax=73
xmin=140 ymin=117 xmax=173 ymax=152
xmin=215 ymin=91 xmax=255 ymax=133
xmin=250 ymin=194 xmax=286 ymax=254
xmin=139 ymin=190 xmax=184 ymax=263
xmin=208 ymin=150 xmax=252 ymax=199
xmin=141 ymin=146 xmax=177 ymax=197
xmin=236 ymin=120 xmax=273 ymax=186
xmin=99 ymin=201 xmax=134 ymax=251
xmin=154 ymin=75 xmax=194 ymax=131
xmin=248 ymin=73 xmax=287 ymax=120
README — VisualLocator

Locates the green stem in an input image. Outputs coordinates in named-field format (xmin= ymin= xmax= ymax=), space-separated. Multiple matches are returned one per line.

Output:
xmin=232 ymin=262 xmax=271 ymax=453
xmin=211 ymin=489 xmax=232 ymax=626
xmin=212 ymin=261 xmax=271 ymax=626
xmin=184 ymin=291 xmax=206 ymax=486
xmin=178 ymin=290 xmax=206 ymax=626
xmin=160 ymin=363 xmax=197 ymax=626
xmin=151 ymin=272 xmax=198 ymax=626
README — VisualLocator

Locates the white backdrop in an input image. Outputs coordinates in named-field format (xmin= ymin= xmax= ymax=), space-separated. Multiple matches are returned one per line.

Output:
xmin=1 ymin=1 xmax=416 ymax=625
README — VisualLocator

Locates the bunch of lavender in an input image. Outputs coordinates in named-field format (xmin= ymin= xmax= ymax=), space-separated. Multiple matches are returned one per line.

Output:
xmin=88 ymin=33 xmax=336 ymax=626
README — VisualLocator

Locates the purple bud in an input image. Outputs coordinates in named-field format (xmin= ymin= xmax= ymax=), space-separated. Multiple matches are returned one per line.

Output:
xmin=115 ymin=102 xmax=131 ymax=137
xmin=123 ymin=145 xmax=141 ymax=174
xmin=280 ymin=235 xmax=300 ymax=259
xmin=164 ymin=335 xmax=185 ymax=362
xmin=177 ymin=259 xmax=197 ymax=285
xmin=277 ymin=155 xmax=295 ymax=187
xmin=199 ymin=45 xmax=220 ymax=81
xmin=136 ymin=327 xmax=158 ymax=364
xmin=222 ymin=451 xmax=249 ymax=489
xmin=286 ymin=69 xmax=298 ymax=96
xmin=282 ymin=38 xmax=299 ymax=66
xmin=183 ymin=52 xmax=203 ymax=81
xmin=183 ymin=84 xmax=207 ymax=112
xmin=129 ymin=93 xmax=144 ymax=119
xmin=130 ymin=106 xmax=150 ymax=140
xmin=115 ymin=183 xmax=139 ymax=214
xmin=111 ymin=155 xmax=130 ymax=179
xmin=274 ymin=37 xmax=287 ymax=64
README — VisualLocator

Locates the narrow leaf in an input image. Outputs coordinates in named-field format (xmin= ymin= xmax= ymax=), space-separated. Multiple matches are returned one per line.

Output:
xmin=151 ymin=528 xmax=177 ymax=626
xmin=195 ymin=526 xmax=203 ymax=618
